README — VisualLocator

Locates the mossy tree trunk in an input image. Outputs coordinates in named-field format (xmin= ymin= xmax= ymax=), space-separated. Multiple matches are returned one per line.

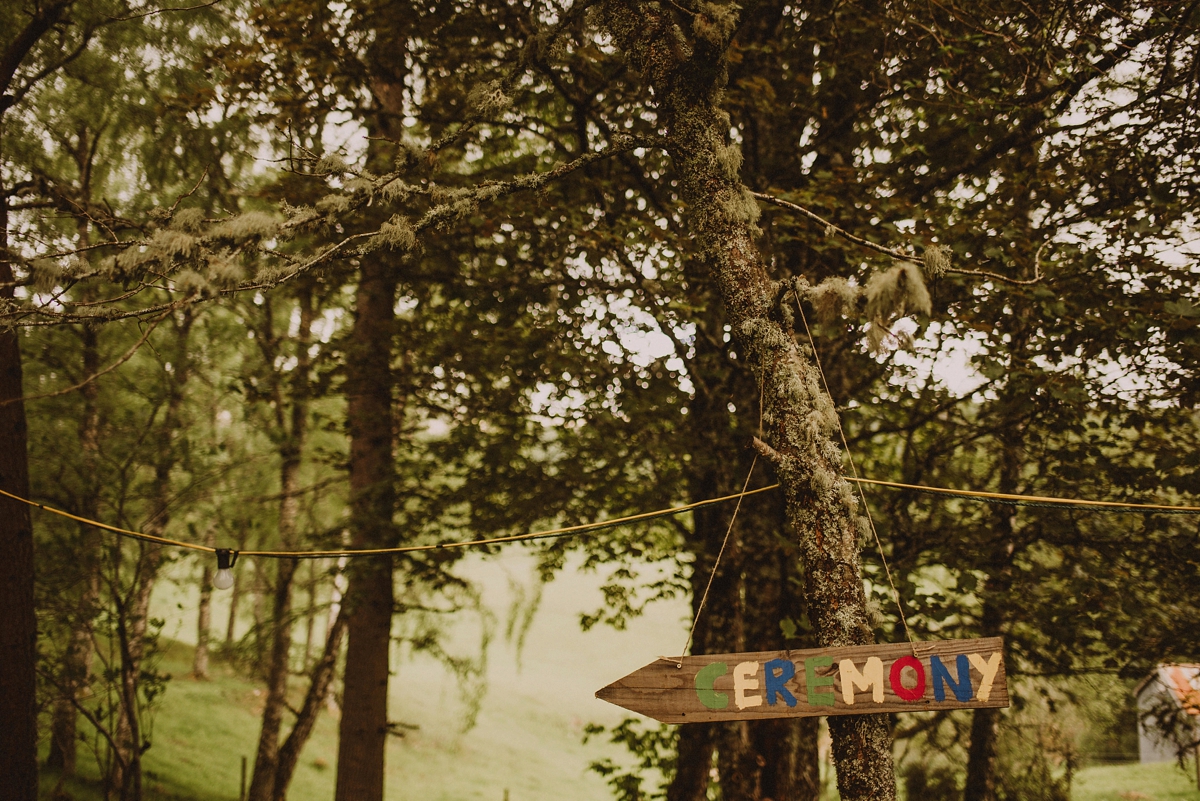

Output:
xmin=599 ymin=3 xmax=896 ymax=798
xmin=669 ymin=254 xmax=821 ymax=800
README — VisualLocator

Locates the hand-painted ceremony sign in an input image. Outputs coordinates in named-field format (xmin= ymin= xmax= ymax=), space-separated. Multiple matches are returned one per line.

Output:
xmin=596 ymin=637 xmax=1008 ymax=724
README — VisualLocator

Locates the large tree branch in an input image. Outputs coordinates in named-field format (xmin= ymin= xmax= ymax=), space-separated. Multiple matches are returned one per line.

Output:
xmin=0 ymin=0 xmax=71 ymax=102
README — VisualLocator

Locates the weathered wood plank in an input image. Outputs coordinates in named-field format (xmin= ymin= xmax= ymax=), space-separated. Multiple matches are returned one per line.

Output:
xmin=596 ymin=637 xmax=1008 ymax=724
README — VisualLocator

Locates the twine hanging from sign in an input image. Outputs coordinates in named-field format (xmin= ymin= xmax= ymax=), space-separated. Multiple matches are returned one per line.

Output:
xmin=670 ymin=455 xmax=759 ymax=668
xmin=793 ymin=285 xmax=917 ymax=647
xmin=668 ymin=291 xmax=916 ymax=667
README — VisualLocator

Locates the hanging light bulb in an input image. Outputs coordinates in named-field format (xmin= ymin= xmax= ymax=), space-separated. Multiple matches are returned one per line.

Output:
xmin=213 ymin=548 xmax=238 ymax=590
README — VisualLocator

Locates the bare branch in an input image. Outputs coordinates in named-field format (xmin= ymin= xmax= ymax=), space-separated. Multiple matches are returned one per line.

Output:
xmin=106 ymin=0 xmax=224 ymax=23
xmin=0 ymin=313 xmax=167 ymax=405
xmin=752 ymin=191 xmax=1044 ymax=287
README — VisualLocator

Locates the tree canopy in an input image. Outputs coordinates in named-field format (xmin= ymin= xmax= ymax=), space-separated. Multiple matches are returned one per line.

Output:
xmin=3 ymin=1 xmax=1200 ymax=800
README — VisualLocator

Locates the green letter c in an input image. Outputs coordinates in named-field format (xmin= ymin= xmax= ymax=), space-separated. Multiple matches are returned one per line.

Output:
xmin=695 ymin=662 xmax=729 ymax=709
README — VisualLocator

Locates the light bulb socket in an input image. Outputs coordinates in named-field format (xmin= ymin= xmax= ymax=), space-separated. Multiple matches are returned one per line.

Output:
xmin=215 ymin=548 xmax=239 ymax=571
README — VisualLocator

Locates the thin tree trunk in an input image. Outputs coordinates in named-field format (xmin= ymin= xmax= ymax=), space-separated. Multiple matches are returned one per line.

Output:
xmin=115 ymin=593 xmax=145 ymax=801
xmin=599 ymin=5 xmax=896 ymax=797
xmin=715 ymin=722 xmax=756 ymax=800
xmin=965 ymin=443 xmax=1020 ymax=801
xmin=745 ymin=497 xmax=821 ymax=800
xmin=227 ymin=565 xmax=242 ymax=644
xmin=668 ymin=725 xmax=714 ymax=801
xmin=326 ymin=555 xmax=348 ymax=713
xmin=272 ymin=608 xmax=348 ymax=801
xmin=303 ymin=559 xmax=318 ymax=670
xmin=247 ymin=556 xmax=297 ymax=801
xmin=248 ymin=284 xmax=315 ymax=801
xmin=194 ymin=530 xmax=215 ymax=680
xmin=48 ymin=306 xmax=103 ymax=774
xmin=965 ymin=706 xmax=1001 ymax=801
xmin=752 ymin=718 xmax=821 ymax=801
xmin=252 ymin=561 xmax=267 ymax=635
xmin=47 ymin=561 xmax=99 ymax=776
xmin=112 ymin=312 xmax=194 ymax=798
xmin=334 ymin=253 xmax=397 ymax=801
xmin=669 ymin=454 xmax=743 ymax=800
xmin=194 ymin=574 xmax=213 ymax=678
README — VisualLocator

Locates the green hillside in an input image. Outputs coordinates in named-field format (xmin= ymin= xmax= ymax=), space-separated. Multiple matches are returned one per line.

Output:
xmin=43 ymin=554 xmax=690 ymax=800
xmin=40 ymin=553 xmax=1197 ymax=800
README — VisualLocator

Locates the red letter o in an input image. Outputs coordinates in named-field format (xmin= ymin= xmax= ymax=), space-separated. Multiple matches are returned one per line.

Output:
xmin=889 ymin=656 xmax=926 ymax=701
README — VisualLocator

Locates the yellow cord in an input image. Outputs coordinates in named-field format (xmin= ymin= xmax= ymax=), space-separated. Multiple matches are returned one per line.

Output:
xmin=0 ymin=487 xmax=217 ymax=552
xmin=0 ymin=483 xmax=779 ymax=558
xmin=6 ymin=474 xmax=1200 ymax=561
xmin=849 ymin=476 xmax=1200 ymax=513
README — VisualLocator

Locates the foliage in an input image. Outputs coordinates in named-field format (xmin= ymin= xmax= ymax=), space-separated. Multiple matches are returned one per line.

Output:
xmin=4 ymin=0 xmax=1200 ymax=797
xmin=583 ymin=718 xmax=678 ymax=801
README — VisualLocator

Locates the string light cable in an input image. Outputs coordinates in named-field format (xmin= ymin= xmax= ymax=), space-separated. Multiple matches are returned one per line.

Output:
xmin=0 ymin=484 xmax=778 ymax=586
xmin=5 ymin=475 xmax=1200 ymax=590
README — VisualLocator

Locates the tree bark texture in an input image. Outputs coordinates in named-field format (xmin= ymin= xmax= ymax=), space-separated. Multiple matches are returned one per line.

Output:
xmin=227 ymin=568 xmax=242 ymax=643
xmin=334 ymin=253 xmax=397 ymax=801
xmin=1 ymin=3 xmax=86 ymax=788
xmin=0 ymin=186 xmax=38 ymax=801
xmin=669 ymin=257 xmax=821 ymax=801
xmin=599 ymin=4 xmax=895 ymax=798
xmin=668 ymin=724 xmax=715 ymax=801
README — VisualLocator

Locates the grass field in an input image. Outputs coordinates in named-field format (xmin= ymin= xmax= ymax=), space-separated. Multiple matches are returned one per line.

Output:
xmin=1073 ymin=762 xmax=1200 ymax=801
xmin=42 ymin=552 xmax=691 ymax=800
xmin=37 ymin=552 xmax=1200 ymax=800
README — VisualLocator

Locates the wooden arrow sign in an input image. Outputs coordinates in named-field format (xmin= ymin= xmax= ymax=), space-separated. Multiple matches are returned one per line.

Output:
xmin=597 ymin=637 xmax=1008 ymax=724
